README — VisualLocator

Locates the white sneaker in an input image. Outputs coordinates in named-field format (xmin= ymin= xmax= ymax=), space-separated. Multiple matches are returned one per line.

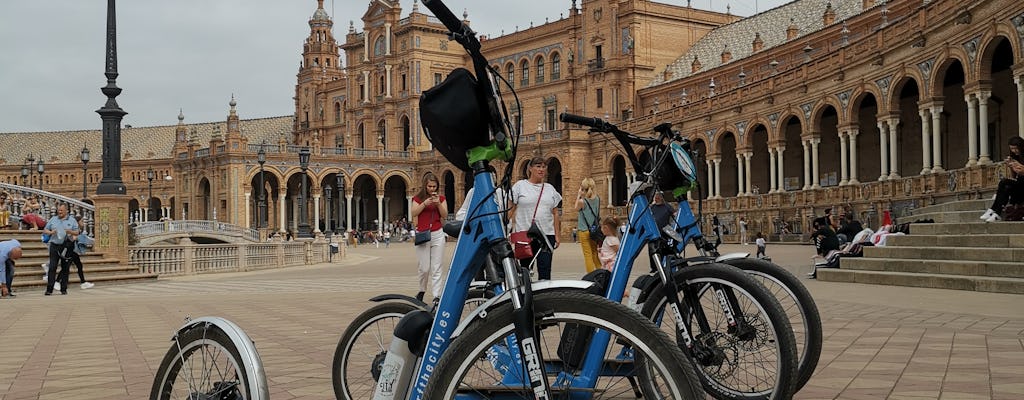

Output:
xmin=40 ymin=263 xmax=48 ymax=272
xmin=54 ymin=282 xmax=61 ymax=291
xmin=42 ymin=275 xmax=48 ymax=281
xmin=984 ymin=213 xmax=1001 ymax=223
xmin=81 ymin=282 xmax=94 ymax=289
xmin=980 ymin=209 xmax=995 ymax=220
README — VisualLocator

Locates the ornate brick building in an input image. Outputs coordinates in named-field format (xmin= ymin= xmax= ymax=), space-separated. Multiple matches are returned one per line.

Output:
xmin=2 ymin=0 xmax=1021 ymax=241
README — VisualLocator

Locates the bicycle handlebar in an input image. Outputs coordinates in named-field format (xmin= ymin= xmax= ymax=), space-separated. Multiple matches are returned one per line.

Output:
xmin=560 ymin=112 xmax=661 ymax=147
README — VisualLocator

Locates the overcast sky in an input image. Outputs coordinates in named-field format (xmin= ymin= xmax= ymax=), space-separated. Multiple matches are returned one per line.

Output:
xmin=0 ymin=0 xmax=786 ymax=133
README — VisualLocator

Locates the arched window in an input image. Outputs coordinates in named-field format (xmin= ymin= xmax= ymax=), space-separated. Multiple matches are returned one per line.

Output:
xmin=536 ymin=56 xmax=545 ymax=84
xmin=334 ymin=102 xmax=342 ymax=123
xmin=358 ymin=123 xmax=365 ymax=148
xmin=551 ymin=53 xmax=561 ymax=81
xmin=374 ymin=36 xmax=386 ymax=56
xmin=377 ymin=120 xmax=386 ymax=147
xmin=520 ymin=60 xmax=530 ymax=87
xmin=505 ymin=63 xmax=515 ymax=88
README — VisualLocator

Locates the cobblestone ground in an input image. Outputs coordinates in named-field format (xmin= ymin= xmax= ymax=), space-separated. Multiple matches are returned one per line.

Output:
xmin=0 ymin=242 xmax=1021 ymax=399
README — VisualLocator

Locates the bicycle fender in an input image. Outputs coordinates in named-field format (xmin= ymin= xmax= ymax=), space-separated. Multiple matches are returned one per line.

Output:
xmin=369 ymin=293 xmax=430 ymax=309
xmin=174 ymin=316 xmax=270 ymax=400
xmin=715 ymin=252 xmax=750 ymax=262
xmin=450 ymin=279 xmax=595 ymax=337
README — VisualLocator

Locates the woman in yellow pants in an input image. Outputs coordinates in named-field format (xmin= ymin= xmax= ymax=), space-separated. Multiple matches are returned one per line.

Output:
xmin=574 ymin=178 xmax=601 ymax=272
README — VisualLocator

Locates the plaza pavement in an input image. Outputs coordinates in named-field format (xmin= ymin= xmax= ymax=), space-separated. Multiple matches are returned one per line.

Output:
xmin=0 ymin=240 xmax=1021 ymax=400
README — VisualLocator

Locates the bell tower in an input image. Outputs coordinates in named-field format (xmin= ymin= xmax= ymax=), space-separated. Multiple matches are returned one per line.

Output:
xmin=295 ymin=0 xmax=343 ymax=146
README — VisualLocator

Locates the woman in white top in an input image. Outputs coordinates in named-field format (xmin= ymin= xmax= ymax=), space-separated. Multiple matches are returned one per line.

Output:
xmin=509 ymin=156 xmax=562 ymax=280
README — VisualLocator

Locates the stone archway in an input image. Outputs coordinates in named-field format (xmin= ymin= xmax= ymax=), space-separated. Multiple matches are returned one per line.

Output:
xmin=692 ymin=139 xmax=709 ymax=199
xmin=983 ymin=37 xmax=1019 ymax=160
xmin=250 ymin=171 xmax=281 ymax=229
xmin=817 ymin=106 xmax=841 ymax=186
xmin=198 ymin=177 xmax=212 ymax=220
xmin=780 ymin=117 xmax=804 ymax=191
xmin=749 ymin=125 xmax=770 ymax=195
xmin=895 ymin=78 xmax=924 ymax=176
xmin=383 ymin=175 xmax=409 ymax=227
xmin=610 ymin=155 xmax=628 ymax=206
xmin=854 ymin=94 xmax=881 ymax=181
xmin=718 ymin=132 xmax=740 ymax=197
xmin=546 ymin=157 xmax=563 ymax=207
xmin=351 ymin=174 xmax=380 ymax=231
xmin=939 ymin=60 xmax=969 ymax=169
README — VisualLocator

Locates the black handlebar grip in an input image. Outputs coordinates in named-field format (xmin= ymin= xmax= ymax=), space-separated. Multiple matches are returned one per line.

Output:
xmin=559 ymin=113 xmax=601 ymax=127
xmin=422 ymin=0 xmax=468 ymax=36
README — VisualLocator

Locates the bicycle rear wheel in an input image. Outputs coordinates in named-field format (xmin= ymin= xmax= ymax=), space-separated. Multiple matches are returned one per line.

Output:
xmin=721 ymin=257 xmax=822 ymax=392
xmin=151 ymin=322 xmax=265 ymax=400
xmin=642 ymin=263 xmax=798 ymax=400
xmin=424 ymin=291 xmax=705 ymax=399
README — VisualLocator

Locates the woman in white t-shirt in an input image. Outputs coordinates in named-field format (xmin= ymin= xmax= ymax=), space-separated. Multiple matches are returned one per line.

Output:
xmin=510 ymin=156 xmax=562 ymax=280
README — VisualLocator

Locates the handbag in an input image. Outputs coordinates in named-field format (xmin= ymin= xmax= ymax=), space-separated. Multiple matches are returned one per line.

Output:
xmin=582 ymin=198 xmax=605 ymax=245
xmin=414 ymin=207 xmax=435 ymax=246
xmin=511 ymin=184 xmax=545 ymax=260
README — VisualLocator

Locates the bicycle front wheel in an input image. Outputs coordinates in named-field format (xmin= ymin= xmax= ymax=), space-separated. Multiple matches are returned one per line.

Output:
xmin=642 ymin=263 xmax=798 ymax=400
xmin=424 ymin=291 xmax=705 ymax=399
xmin=721 ymin=257 xmax=822 ymax=392
xmin=151 ymin=323 xmax=265 ymax=400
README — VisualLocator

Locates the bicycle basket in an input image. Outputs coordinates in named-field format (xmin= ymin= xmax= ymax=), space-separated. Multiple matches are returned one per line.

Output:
xmin=420 ymin=68 xmax=492 ymax=172
xmin=656 ymin=142 xmax=697 ymax=194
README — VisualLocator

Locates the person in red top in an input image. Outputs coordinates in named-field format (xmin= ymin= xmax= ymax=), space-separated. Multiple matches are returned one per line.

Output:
xmin=411 ymin=173 xmax=448 ymax=301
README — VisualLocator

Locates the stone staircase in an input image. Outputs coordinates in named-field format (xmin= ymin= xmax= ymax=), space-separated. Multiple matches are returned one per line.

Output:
xmin=818 ymin=199 xmax=1024 ymax=294
xmin=2 ymin=229 xmax=158 ymax=292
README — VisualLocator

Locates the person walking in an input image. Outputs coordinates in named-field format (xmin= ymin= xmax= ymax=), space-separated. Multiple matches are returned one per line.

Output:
xmin=574 ymin=177 xmax=601 ymax=273
xmin=980 ymin=136 xmax=1024 ymax=222
xmin=755 ymin=232 xmax=767 ymax=259
xmin=69 ymin=215 xmax=95 ymax=289
xmin=510 ymin=157 xmax=562 ymax=280
xmin=412 ymin=173 xmax=447 ymax=301
xmin=42 ymin=204 xmax=79 ymax=295
xmin=0 ymin=239 xmax=23 ymax=298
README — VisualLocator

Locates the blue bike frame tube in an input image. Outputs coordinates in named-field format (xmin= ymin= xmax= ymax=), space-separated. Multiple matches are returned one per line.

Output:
xmin=568 ymin=194 xmax=661 ymax=394
xmin=409 ymin=164 xmax=504 ymax=400
xmin=673 ymin=200 xmax=705 ymax=253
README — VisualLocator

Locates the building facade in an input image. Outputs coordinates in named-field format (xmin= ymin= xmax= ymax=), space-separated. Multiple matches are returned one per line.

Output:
xmin=1 ymin=0 xmax=1021 ymax=241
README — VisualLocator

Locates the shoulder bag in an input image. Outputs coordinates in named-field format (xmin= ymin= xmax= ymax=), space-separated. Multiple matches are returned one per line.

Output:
xmin=511 ymin=183 xmax=545 ymax=260
xmin=415 ymin=204 xmax=434 ymax=246
xmin=583 ymin=198 xmax=605 ymax=245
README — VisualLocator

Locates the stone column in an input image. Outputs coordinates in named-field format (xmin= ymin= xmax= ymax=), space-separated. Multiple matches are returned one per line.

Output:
xmin=406 ymin=195 xmax=414 ymax=222
xmin=839 ymin=131 xmax=849 ymax=185
xmin=768 ymin=147 xmax=778 ymax=193
xmin=736 ymin=153 xmax=745 ymax=196
xmin=919 ymin=108 xmax=932 ymax=175
xmin=965 ymin=94 xmax=978 ymax=166
xmin=888 ymin=118 xmax=900 ymax=179
xmin=878 ymin=121 xmax=889 ymax=181
xmin=384 ymin=23 xmax=392 ymax=55
xmin=978 ymin=91 xmax=992 ymax=165
xmin=313 ymin=194 xmax=321 ymax=234
xmin=244 ymin=192 xmax=251 ymax=229
xmin=363 ymin=33 xmax=370 ymax=62
xmin=385 ymin=65 xmax=393 ymax=98
xmin=706 ymin=160 xmax=715 ymax=198
xmin=1016 ymin=75 xmax=1024 ymax=139
xmin=849 ymin=129 xmax=860 ymax=184
xmin=346 ymin=194 xmax=354 ymax=232
xmin=931 ymin=105 xmax=944 ymax=171
xmin=362 ymin=71 xmax=370 ymax=103
xmin=376 ymin=194 xmax=385 ymax=231
xmin=776 ymin=147 xmax=786 ymax=191
xmin=291 ymin=195 xmax=299 ymax=233
xmin=713 ymin=158 xmax=722 ymax=199
xmin=810 ymin=138 xmax=821 ymax=189
xmin=802 ymin=140 xmax=811 ymax=190
xmin=279 ymin=188 xmax=287 ymax=233
xmin=91 ymin=194 xmax=130 ymax=261
xmin=744 ymin=152 xmax=753 ymax=195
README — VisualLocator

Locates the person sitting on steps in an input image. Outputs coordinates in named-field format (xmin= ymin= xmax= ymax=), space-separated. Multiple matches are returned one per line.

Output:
xmin=981 ymin=136 xmax=1024 ymax=222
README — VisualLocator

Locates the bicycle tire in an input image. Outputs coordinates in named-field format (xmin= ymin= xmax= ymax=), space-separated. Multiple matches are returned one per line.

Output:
xmin=332 ymin=289 xmax=492 ymax=400
xmin=423 ymin=291 xmax=705 ymax=399
xmin=641 ymin=263 xmax=798 ymax=400
xmin=721 ymin=257 xmax=822 ymax=392
xmin=151 ymin=323 xmax=262 ymax=400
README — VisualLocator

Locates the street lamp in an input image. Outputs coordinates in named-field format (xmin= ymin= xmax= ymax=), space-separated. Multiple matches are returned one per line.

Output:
xmin=257 ymin=142 xmax=267 ymax=228
xmin=20 ymin=162 xmax=29 ymax=187
xmin=297 ymin=147 xmax=311 ymax=238
xmin=336 ymin=173 xmax=345 ymax=234
xmin=36 ymin=159 xmax=45 ymax=191
xmin=80 ymin=146 xmax=91 ymax=199
xmin=146 ymin=168 xmax=155 ymax=221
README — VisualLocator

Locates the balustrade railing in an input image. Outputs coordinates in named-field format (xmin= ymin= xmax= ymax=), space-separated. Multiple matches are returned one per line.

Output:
xmin=0 ymin=183 xmax=95 ymax=234
xmin=194 ymin=148 xmax=210 ymax=158
xmin=132 ymin=220 xmax=261 ymax=243
xmin=129 ymin=241 xmax=331 ymax=276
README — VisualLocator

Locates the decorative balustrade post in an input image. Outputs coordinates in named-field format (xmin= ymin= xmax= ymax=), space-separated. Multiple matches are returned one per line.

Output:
xmin=182 ymin=239 xmax=195 ymax=275
xmin=237 ymin=244 xmax=247 ymax=272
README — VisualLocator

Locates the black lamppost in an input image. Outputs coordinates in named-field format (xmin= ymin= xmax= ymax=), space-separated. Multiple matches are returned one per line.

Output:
xmin=36 ymin=159 xmax=45 ymax=191
xmin=81 ymin=146 xmax=91 ymax=199
xmin=20 ymin=162 xmax=29 ymax=187
xmin=96 ymin=0 xmax=127 ymax=195
xmin=336 ymin=173 xmax=345 ymax=234
xmin=146 ymin=168 xmax=155 ymax=221
xmin=257 ymin=142 xmax=267 ymax=228
xmin=297 ymin=147 xmax=311 ymax=238
xmin=324 ymin=184 xmax=333 ymax=233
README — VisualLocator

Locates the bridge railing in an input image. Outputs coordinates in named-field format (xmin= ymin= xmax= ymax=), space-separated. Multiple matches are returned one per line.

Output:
xmin=129 ymin=241 xmax=331 ymax=276
xmin=132 ymin=220 xmax=261 ymax=243
xmin=0 ymin=183 xmax=95 ymax=234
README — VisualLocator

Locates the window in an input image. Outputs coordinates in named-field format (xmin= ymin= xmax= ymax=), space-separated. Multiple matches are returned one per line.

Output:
xmin=551 ymin=54 xmax=561 ymax=80
xmin=596 ymin=88 xmax=603 ymax=109
xmin=505 ymin=63 xmax=515 ymax=88
xmin=401 ymin=73 xmax=407 ymax=91
xmin=359 ymin=84 xmax=365 ymax=100
xmin=334 ymin=102 xmax=341 ymax=123
xmin=546 ymin=109 xmax=556 ymax=130
xmin=434 ymin=73 xmax=443 ymax=86
xmin=520 ymin=60 xmax=529 ymax=87
xmin=536 ymin=57 xmax=545 ymax=84
xmin=379 ymin=75 xmax=385 ymax=94
xmin=374 ymin=36 xmax=386 ymax=56
xmin=595 ymin=45 xmax=603 ymax=61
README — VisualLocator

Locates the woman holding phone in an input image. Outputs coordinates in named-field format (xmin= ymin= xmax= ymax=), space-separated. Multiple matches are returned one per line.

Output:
xmin=411 ymin=173 xmax=448 ymax=301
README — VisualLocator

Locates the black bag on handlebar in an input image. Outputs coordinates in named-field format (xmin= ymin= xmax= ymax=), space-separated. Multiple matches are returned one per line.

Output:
xmin=420 ymin=68 xmax=491 ymax=172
